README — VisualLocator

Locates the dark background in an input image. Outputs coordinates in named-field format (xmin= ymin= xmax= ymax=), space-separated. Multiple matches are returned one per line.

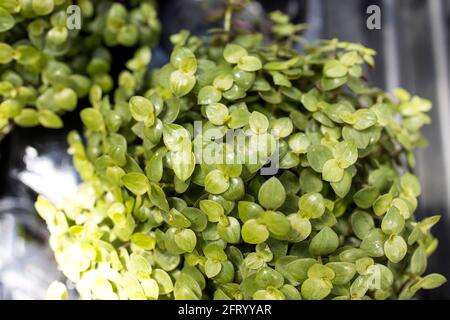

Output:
xmin=0 ymin=0 xmax=449 ymax=299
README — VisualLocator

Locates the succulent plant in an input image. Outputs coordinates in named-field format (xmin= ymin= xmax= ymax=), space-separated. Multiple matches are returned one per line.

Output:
xmin=36 ymin=4 xmax=445 ymax=300
xmin=0 ymin=0 xmax=160 ymax=139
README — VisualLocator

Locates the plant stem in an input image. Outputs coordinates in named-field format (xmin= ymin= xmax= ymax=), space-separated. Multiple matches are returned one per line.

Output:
xmin=224 ymin=5 xmax=233 ymax=34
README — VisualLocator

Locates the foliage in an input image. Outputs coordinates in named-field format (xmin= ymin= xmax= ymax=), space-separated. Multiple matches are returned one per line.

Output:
xmin=37 ymin=7 xmax=445 ymax=300
xmin=0 ymin=0 xmax=160 ymax=139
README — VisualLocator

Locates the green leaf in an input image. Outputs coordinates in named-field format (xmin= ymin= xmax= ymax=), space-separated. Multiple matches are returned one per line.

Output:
xmin=281 ymin=87 xmax=303 ymax=102
xmin=333 ymin=140 xmax=358 ymax=168
xmin=204 ymin=243 xmax=227 ymax=261
xmin=330 ymin=170 xmax=352 ymax=198
xmin=0 ymin=99 xmax=21 ymax=118
xmin=288 ymin=133 xmax=310 ymax=154
xmin=214 ymin=261 xmax=234 ymax=283
xmin=307 ymin=264 xmax=335 ymax=281
xmin=170 ymin=70 xmax=196 ymax=97
xmin=121 ymin=172 xmax=149 ymax=195
xmin=307 ymin=144 xmax=333 ymax=173
xmin=131 ymin=233 xmax=156 ymax=250
xmin=0 ymin=7 xmax=15 ymax=32
xmin=301 ymin=89 xmax=318 ymax=112
xmin=320 ymin=76 xmax=348 ymax=91
xmin=166 ymin=208 xmax=191 ymax=228
xmin=409 ymin=245 xmax=427 ymax=276
xmin=350 ymin=275 xmax=369 ymax=298
xmin=373 ymin=194 xmax=393 ymax=216
xmin=14 ymin=109 xmax=39 ymax=127
xmin=353 ymin=109 xmax=377 ymax=130
xmin=298 ymin=193 xmax=325 ymax=219
xmin=223 ymin=84 xmax=246 ymax=100
xmin=204 ymin=169 xmax=230 ymax=194
xmin=326 ymin=262 xmax=357 ymax=285
xmin=309 ymin=227 xmax=339 ymax=256
xmin=223 ymin=44 xmax=248 ymax=64
xmin=228 ymin=107 xmax=250 ymax=128
xmin=264 ymin=56 xmax=300 ymax=71
xmin=0 ymin=43 xmax=13 ymax=64
xmin=323 ymin=60 xmax=347 ymax=78
xmin=413 ymin=274 xmax=447 ymax=290
xmin=288 ymin=214 xmax=312 ymax=242
xmin=232 ymin=67 xmax=255 ymax=90
xmin=174 ymin=229 xmax=197 ymax=252
xmin=174 ymin=273 xmax=202 ymax=300
xmin=238 ymin=55 xmax=262 ymax=72
xmin=38 ymin=110 xmax=63 ymax=129
xmin=384 ymin=235 xmax=407 ymax=263
xmin=54 ymin=88 xmax=78 ymax=111
xmin=14 ymin=45 xmax=41 ymax=65
xmin=32 ymin=0 xmax=55 ymax=15
xmin=217 ymin=216 xmax=241 ymax=244
xmin=322 ymin=159 xmax=344 ymax=182
xmin=301 ymin=278 xmax=331 ymax=300
xmin=271 ymin=71 xmax=291 ymax=87
xmin=360 ymin=229 xmax=387 ymax=257
xmin=299 ymin=169 xmax=323 ymax=193
xmin=350 ymin=211 xmax=375 ymax=240
xmin=141 ymin=279 xmax=159 ymax=300
xmin=263 ymin=210 xmax=291 ymax=238
xmin=182 ymin=207 xmax=207 ymax=232
xmin=34 ymin=196 xmax=57 ymax=221
xmin=47 ymin=281 xmax=68 ymax=300
xmin=258 ymin=177 xmax=286 ymax=210
xmin=249 ymin=111 xmax=269 ymax=134
xmin=276 ymin=257 xmax=314 ymax=285
xmin=213 ymin=74 xmax=234 ymax=91
xmin=400 ymin=173 xmax=422 ymax=196
xmin=171 ymin=151 xmax=195 ymax=182
xmin=255 ymin=267 xmax=284 ymax=289
xmin=146 ymin=149 xmax=165 ymax=182
xmin=80 ymin=108 xmax=104 ymax=131
xmin=253 ymin=288 xmax=284 ymax=300
xmin=170 ymin=47 xmax=196 ymax=70
xmin=238 ymin=201 xmax=265 ymax=222
xmin=321 ymin=76 xmax=348 ymax=91
xmin=198 ymin=85 xmax=222 ymax=105
xmin=381 ymin=207 xmax=405 ymax=235
xmin=342 ymin=126 xmax=375 ymax=149
xmin=252 ymin=76 xmax=271 ymax=91
xmin=340 ymin=51 xmax=361 ymax=66
xmin=163 ymin=123 xmax=191 ymax=152
xmin=339 ymin=248 xmax=368 ymax=263
xmin=153 ymin=269 xmax=174 ymax=295
xmin=149 ymin=183 xmax=170 ymax=212
xmin=353 ymin=187 xmax=380 ymax=209
xmin=128 ymin=253 xmax=152 ymax=280
xmin=120 ymin=272 xmax=145 ymax=300
xmin=200 ymin=200 xmax=224 ymax=222
xmin=206 ymin=103 xmax=229 ymax=125
xmin=129 ymin=96 xmax=154 ymax=126
xmin=374 ymin=264 xmax=394 ymax=291
xmin=391 ymin=198 xmax=411 ymax=219
xmin=270 ymin=117 xmax=293 ymax=139
xmin=221 ymin=177 xmax=245 ymax=200
xmin=259 ymin=88 xmax=282 ymax=104
xmin=242 ymin=219 xmax=269 ymax=244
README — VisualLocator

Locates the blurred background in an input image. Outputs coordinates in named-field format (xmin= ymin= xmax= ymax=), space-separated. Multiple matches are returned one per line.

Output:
xmin=0 ymin=0 xmax=449 ymax=299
